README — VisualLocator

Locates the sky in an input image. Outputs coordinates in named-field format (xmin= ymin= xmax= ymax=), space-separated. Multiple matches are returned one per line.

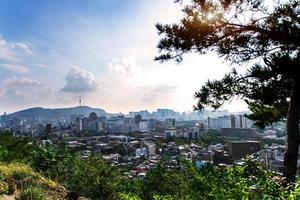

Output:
xmin=0 ymin=0 xmax=249 ymax=114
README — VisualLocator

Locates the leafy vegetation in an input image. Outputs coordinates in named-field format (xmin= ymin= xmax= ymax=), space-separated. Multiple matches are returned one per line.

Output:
xmin=1 ymin=132 xmax=300 ymax=199
xmin=155 ymin=0 xmax=300 ymax=182
xmin=198 ymin=130 xmax=220 ymax=147
xmin=0 ymin=132 xmax=121 ymax=200
xmin=121 ymin=159 xmax=300 ymax=200
xmin=0 ymin=162 xmax=67 ymax=199
xmin=155 ymin=130 xmax=220 ymax=148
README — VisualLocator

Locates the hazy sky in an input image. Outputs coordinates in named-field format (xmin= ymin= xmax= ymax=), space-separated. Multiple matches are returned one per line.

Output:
xmin=0 ymin=0 xmax=248 ymax=114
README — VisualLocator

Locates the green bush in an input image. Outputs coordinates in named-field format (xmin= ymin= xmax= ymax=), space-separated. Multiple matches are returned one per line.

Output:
xmin=120 ymin=158 xmax=294 ymax=200
xmin=18 ymin=186 xmax=46 ymax=200
xmin=1 ymin=132 xmax=300 ymax=200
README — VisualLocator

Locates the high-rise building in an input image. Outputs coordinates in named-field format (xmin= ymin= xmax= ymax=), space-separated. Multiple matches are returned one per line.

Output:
xmin=208 ymin=115 xmax=253 ymax=130
xmin=139 ymin=120 xmax=149 ymax=132
xmin=134 ymin=114 xmax=142 ymax=124
xmin=228 ymin=141 xmax=260 ymax=160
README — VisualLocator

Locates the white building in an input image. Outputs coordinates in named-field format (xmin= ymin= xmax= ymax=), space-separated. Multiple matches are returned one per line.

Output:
xmin=208 ymin=115 xmax=253 ymax=129
xmin=145 ymin=142 xmax=156 ymax=156
xmin=136 ymin=147 xmax=148 ymax=157
xmin=139 ymin=120 xmax=149 ymax=132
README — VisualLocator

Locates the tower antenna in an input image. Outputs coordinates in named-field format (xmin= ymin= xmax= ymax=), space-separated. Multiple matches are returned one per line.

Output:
xmin=79 ymin=96 xmax=82 ymax=107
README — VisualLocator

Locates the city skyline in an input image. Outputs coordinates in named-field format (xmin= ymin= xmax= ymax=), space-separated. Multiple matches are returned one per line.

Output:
xmin=0 ymin=0 xmax=248 ymax=114
xmin=0 ymin=0 xmax=298 ymax=198
xmin=3 ymin=103 xmax=245 ymax=117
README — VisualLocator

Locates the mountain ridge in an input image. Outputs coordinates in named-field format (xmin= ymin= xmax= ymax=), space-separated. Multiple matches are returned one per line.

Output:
xmin=7 ymin=106 xmax=107 ymax=119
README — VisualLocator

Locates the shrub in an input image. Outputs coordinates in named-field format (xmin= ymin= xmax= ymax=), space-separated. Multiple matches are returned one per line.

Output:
xmin=120 ymin=193 xmax=141 ymax=200
xmin=2 ymin=132 xmax=300 ymax=200
xmin=18 ymin=186 xmax=46 ymax=200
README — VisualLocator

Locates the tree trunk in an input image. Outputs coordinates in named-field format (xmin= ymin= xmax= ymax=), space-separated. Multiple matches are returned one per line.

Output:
xmin=283 ymin=76 xmax=300 ymax=183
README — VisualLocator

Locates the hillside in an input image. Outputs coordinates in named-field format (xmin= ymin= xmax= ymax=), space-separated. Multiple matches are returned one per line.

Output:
xmin=7 ymin=106 xmax=107 ymax=119
xmin=1 ymin=133 xmax=300 ymax=200
xmin=0 ymin=163 xmax=87 ymax=200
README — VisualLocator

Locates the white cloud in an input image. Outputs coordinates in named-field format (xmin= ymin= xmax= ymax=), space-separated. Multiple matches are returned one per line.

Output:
xmin=0 ymin=38 xmax=19 ymax=62
xmin=11 ymin=42 xmax=33 ymax=55
xmin=0 ymin=36 xmax=34 ymax=75
xmin=35 ymin=63 xmax=47 ymax=68
xmin=0 ymin=77 xmax=53 ymax=104
xmin=108 ymin=56 xmax=142 ymax=79
xmin=61 ymin=66 xmax=98 ymax=93
xmin=0 ymin=77 xmax=79 ymax=113
xmin=0 ymin=63 xmax=29 ymax=73
xmin=0 ymin=37 xmax=34 ymax=62
xmin=96 ymin=53 xmax=246 ymax=113
xmin=142 ymin=85 xmax=177 ymax=103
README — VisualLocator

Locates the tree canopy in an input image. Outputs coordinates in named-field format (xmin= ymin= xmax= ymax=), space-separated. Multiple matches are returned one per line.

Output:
xmin=194 ymin=52 xmax=297 ymax=128
xmin=156 ymin=0 xmax=300 ymax=182
xmin=1 ymin=132 xmax=300 ymax=199
xmin=156 ymin=0 xmax=300 ymax=63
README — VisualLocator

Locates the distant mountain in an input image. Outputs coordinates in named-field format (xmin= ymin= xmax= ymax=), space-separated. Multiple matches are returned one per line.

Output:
xmin=8 ymin=106 xmax=107 ymax=119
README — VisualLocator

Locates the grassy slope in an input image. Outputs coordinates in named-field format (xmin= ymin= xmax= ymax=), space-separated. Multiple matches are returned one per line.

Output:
xmin=0 ymin=162 xmax=80 ymax=200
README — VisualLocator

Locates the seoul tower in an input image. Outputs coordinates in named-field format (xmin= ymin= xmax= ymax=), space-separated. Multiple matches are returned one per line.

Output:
xmin=79 ymin=96 xmax=82 ymax=107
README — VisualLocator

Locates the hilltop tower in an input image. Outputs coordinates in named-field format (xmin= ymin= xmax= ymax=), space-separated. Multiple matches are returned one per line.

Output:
xmin=79 ymin=96 xmax=82 ymax=107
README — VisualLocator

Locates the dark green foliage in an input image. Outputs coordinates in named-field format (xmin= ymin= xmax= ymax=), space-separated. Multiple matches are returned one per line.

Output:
xmin=1 ymin=133 xmax=300 ymax=199
xmin=155 ymin=130 xmax=220 ymax=147
xmin=0 ymin=133 xmax=121 ymax=199
xmin=140 ymin=162 xmax=190 ymax=199
xmin=199 ymin=130 xmax=220 ymax=146
xmin=155 ymin=0 xmax=300 ymax=181
xmin=121 ymin=158 xmax=295 ymax=200
xmin=56 ymin=156 xmax=120 ymax=199
xmin=156 ymin=0 xmax=300 ymax=63
xmin=0 ymin=132 xmax=40 ymax=163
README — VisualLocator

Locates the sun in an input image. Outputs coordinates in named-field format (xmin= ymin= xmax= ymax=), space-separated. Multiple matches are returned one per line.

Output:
xmin=206 ymin=12 xmax=215 ymax=21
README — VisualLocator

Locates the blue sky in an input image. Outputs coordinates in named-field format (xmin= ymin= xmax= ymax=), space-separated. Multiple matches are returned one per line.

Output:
xmin=0 ymin=0 xmax=247 ymax=113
